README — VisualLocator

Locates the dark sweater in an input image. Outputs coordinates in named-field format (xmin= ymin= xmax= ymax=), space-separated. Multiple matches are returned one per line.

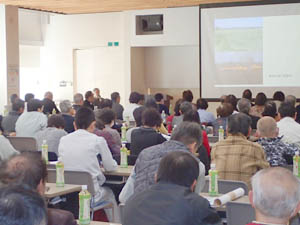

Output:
xmin=62 ymin=114 xmax=75 ymax=133
xmin=43 ymin=98 xmax=60 ymax=115
xmin=123 ymin=182 xmax=221 ymax=225
xmin=131 ymin=127 xmax=166 ymax=157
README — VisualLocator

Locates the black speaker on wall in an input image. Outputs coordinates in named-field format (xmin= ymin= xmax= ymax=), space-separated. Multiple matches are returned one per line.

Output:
xmin=139 ymin=15 xmax=163 ymax=32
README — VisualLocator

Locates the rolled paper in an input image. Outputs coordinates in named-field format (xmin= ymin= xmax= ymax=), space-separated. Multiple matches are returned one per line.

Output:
xmin=213 ymin=188 xmax=245 ymax=207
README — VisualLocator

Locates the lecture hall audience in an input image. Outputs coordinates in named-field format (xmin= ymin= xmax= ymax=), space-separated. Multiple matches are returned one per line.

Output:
xmin=1 ymin=99 xmax=24 ymax=135
xmin=212 ymin=102 xmax=233 ymax=136
xmin=42 ymin=91 xmax=60 ymax=115
xmin=72 ymin=93 xmax=84 ymax=112
xmin=123 ymin=92 xmax=142 ymax=121
xmin=273 ymin=90 xmax=285 ymax=110
xmin=83 ymin=91 xmax=95 ymax=110
xmin=111 ymin=92 xmax=124 ymax=120
xmin=196 ymin=98 xmax=215 ymax=124
xmin=59 ymin=100 xmax=75 ymax=133
xmin=172 ymin=101 xmax=193 ymax=128
xmin=237 ymin=98 xmax=259 ymax=129
xmin=126 ymin=106 xmax=146 ymax=144
xmin=93 ymin=88 xmax=103 ymax=109
xmin=261 ymin=101 xmax=278 ymax=120
xmin=250 ymin=92 xmax=267 ymax=118
xmin=154 ymin=93 xmax=170 ymax=115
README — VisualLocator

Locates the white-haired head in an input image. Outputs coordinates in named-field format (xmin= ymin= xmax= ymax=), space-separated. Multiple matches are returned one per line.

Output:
xmin=59 ymin=100 xmax=72 ymax=114
xmin=251 ymin=167 xmax=300 ymax=221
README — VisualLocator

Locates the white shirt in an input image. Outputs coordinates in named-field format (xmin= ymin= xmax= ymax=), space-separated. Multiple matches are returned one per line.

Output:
xmin=123 ymin=103 xmax=140 ymax=121
xmin=15 ymin=111 xmax=47 ymax=137
xmin=277 ymin=117 xmax=300 ymax=147
xmin=58 ymin=129 xmax=118 ymax=202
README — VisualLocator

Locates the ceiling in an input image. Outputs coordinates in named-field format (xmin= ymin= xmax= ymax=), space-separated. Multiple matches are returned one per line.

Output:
xmin=0 ymin=0 xmax=263 ymax=14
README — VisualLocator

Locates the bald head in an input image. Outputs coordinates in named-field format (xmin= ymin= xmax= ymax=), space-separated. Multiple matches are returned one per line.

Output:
xmin=257 ymin=116 xmax=278 ymax=138
xmin=251 ymin=167 xmax=300 ymax=220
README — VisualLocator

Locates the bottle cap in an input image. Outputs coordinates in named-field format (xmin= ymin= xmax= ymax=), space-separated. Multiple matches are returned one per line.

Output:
xmin=210 ymin=164 xmax=216 ymax=169
xmin=296 ymin=151 xmax=299 ymax=156
xmin=42 ymin=140 xmax=47 ymax=144
xmin=82 ymin=185 xmax=87 ymax=190
xmin=219 ymin=126 xmax=223 ymax=129
xmin=122 ymin=143 xmax=126 ymax=148
xmin=58 ymin=157 xmax=63 ymax=162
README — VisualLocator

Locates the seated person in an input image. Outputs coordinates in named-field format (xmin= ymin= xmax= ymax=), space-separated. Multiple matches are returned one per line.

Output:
xmin=196 ymin=98 xmax=215 ymax=124
xmin=0 ymin=185 xmax=47 ymax=225
xmin=99 ymin=99 xmax=113 ymax=109
xmin=93 ymin=88 xmax=104 ymax=109
xmin=166 ymin=99 xmax=183 ymax=133
xmin=212 ymin=103 xmax=233 ymax=136
xmin=2 ymin=99 xmax=24 ymax=135
xmin=262 ymin=101 xmax=279 ymax=121
xmin=59 ymin=100 xmax=75 ymax=133
xmin=16 ymin=99 xmax=47 ymax=137
xmin=95 ymin=108 xmax=121 ymax=148
xmin=131 ymin=108 xmax=167 ymax=158
xmin=72 ymin=93 xmax=83 ymax=112
xmin=250 ymin=92 xmax=267 ymax=118
xmin=42 ymin=91 xmax=60 ymax=115
xmin=123 ymin=151 xmax=221 ymax=225
xmin=119 ymin=122 xmax=205 ymax=203
xmin=273 ymin=91 xmax=285 ymax=111
xmin=247 ymin=167 xmax=300 ymax=225
xmin=172 ymin=101 xmax=193 ymax=128
xmin=211 ymin=113 xmax=269 ymax=188
xmin=237 ymin=98 xmax=259 ymax=129
xmin=0 ymin=151 xmax=77 ymax=225
xmin=277 ymin=102 xmax=300 ymax=148
xmin=35 ymin=115 xmax=67 ymax=158
xmin=257 ymin=116 xmax=298 ymax=166
xmin=83 ymin=91 xmax=95 ymax=110
xmin=126 ymin=106 xmax=146 ymax=144
xmin=58 ymin=107 xmax=119 ymax=222
xmin=154 ymin=93 xmax=169 ymax=115
xmin=0 ymin=130 xmax=19 ymax=163
xmin=111 ymin=92 xmax=124 ymax=120
xmin=123 ymin=92 xmax=142 ymax=122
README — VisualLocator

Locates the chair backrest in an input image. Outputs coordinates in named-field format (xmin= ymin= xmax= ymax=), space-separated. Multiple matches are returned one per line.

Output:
xmin=47 ymin=169 xmax=95 ymax=195
xmin=203 ymin=177 xmax=249 ymax=195
xmin=226 ymin=201 xmax=255 ymax=225
xmin=7 ymin=136 xmax=37 ymax=151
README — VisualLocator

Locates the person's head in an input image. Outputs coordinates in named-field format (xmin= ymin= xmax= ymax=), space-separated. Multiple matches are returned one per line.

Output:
xmin=182 ymin=90 xmax=194 ymax=103
xmin=180 ymin=101 xmax=193 ymax=115
xmin=220 ymin=95 xmax=227 ymax=104
xmin=144 ymin=95 xmax=158 ymax=110
xmin=10 ymin=94 xmax=19 ymax=104
xmin=0 ymin=185 xmax=47 ymax=225
xmin=174 ymin=99 xmax=183 ymax=116
xmin=273 ymin=91 xmax=285 ymax=102
xmin=242 ymin=89 xmax=252 ymax=101
xmin=278 ymin=102 xmax=296 ymax=119
xmin=129 ymin=92 xmax=141 ymax=104
xmin=94 ymin=108 xmax=115 ymax=127
xmin=237 ymin=98 xmax=251 ymax=114
xmin=0 ymin=152 xmax=47 ymax=195
xmin=85 ymin=91 xmax=94 ymax=103
xmin=44 ymin=91 xmax=53 ymax=100
xmin=59 ymin=100 xmax=74 ymax=115
xmin=141 ymin=108 xmax=162 ymax=128
xmin=196 ymin=99 xmax=208 ymax=110
xmin=262 ymin=101 xmax=277 ymax=119
xmin=27 ymin=99 xmax=43 ymax=112
xmin=171 ymin=122 xmax=202 ymax=154
xmin=74 ymin=107 xmax=96 ymax=132
xmin=183 ymin=110 xmax=201 ymax=124
xmin=216 ymin=103 xmax=233 ymax=118
xmin=285 ymin=95 xmax=296 ymax=107
xmin=156 ymin=151 xmax=199 ymax=191
xmin=255 ymin=92 xmax=267 ymax=106
xmin=99 ymin=99 xmax=112 ymax=109
xmin=12 ymin=99 xmax=25 ymax=114
xmin=154 ymin=93 xmax=164 ymax=104
xmin=257 ymin=116 xmax=278 ymax=138
xmin=250 ymin=167 xmax=300 ymax=224
xmin=47 ymin=114 xmax=65 ymax=129
xmin=225 ymin=94 xmax=238 ymax=111
xmin=227 ymin=113 xmax=252 ymax=137
xmin=24 ymin=93 xmax=34 ymax=103
xmin=73 ymin=93 xmax=84 ymax=106
xmin=111 ymin=92 xmax=120 ymax=103
xmin=93 ymin=88 xmax=100 ymax=97
xmin=133 ymin=106 xmax=146 ymax=127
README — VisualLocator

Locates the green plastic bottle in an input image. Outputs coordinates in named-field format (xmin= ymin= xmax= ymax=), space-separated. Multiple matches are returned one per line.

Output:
xmin=218 ymin=126 xmax=224 ymax=141
xmin=79 ymin=185 xmax=91 ymax=225
xmin=121 ymin=123 xmax=127 ymax=143
xmin=41 ymin=140 xmax=49 ymax=164
xmin=120 ymin=144 xmax=128 ymax=168
xmin=293 ymin=151 xmax=300 ymax=177
xmin=209 ymin=164 xmax=219 ymax=196
xmin=56 ymin=157 xmax=65 ymax=187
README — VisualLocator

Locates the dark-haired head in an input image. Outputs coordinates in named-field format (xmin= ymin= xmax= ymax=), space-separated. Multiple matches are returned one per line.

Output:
xmin=94 ymin=108 xmax=115 ymax=126
xmin=129 ymin=92 xmax=141 ymax=104
xmin=174 ymin=99 xmax=184 ymax=116
xmin=144 ymin=96 xmax=158 ymax=110
xmin=278 ymin=102 xmax=296 ymax=119
xmin=25 ymin=93 xmax=35 ymax=103
xmin=154 ymin=93 xmax=164 ymax=103
xmin=156 ymin=151 xmax=199 ymax=189
xmin=182 ymin=90 xmax=194 ymax=103
xmin=217 ymin=103 xmax=233 ymax=118
xmin=242 ymin=89 xmax=252 ymax=101
xmin=183 ymin=110 xmax=201 ymax=124
xmin=85 ymin=91 xmax=94 ymax=103
xmin=142 ymin=108 xmax=162 ymax=128
xmin=111 ymin=92 xmax=120 ymax=103
xmin=0 ymin=185 xmax=47 ymax=225
xmin=227 ymin=113 xmax=251 ymax=137
xmin=273 ymin=91 xmax=285 ymax=102
xmin=27 ymin=99 xmax=43 ymax=112
xmin=99 ymin=99 xmax=112 ymax=109
xmin=12 ymin=99 xmax=25 ymax=113
xmin=75 ymin=107 xmax=95 ymax=130
xmin=133 ymin=106 xmax=146 ymax=127
xmin=225 ymin=94 xmax=238 ymax=111
xmin=255 ymin=93 xmax=267 ymax=106
xmin=10 ymin=94 xmax=19 ymax=104
xmin=196 ymin=99 xmax=208 ymax=110
xmin=47 ymin=115 xmax=65 ymax=129
xmin=262 ymin=101 xmax=277 ymax=118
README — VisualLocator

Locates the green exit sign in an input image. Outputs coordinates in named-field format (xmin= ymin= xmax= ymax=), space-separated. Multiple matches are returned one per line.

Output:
xmin=108 ymin=42 xmax=113 ymax=46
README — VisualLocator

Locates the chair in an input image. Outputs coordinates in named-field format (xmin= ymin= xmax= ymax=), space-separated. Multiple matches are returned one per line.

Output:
xmin=226 ymin=201 xmax=255 ymax=225
xmin=7 ymin=136 xmax=37 ymax=151
xmin=202 ymin=178 xmax=249 ymax=195
xmin=47 ymin=169 xmax=114 ymax=220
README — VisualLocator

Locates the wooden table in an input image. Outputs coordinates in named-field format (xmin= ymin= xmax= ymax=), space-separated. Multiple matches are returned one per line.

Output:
xmin=45 ymin=183 xmax=82 ymax=198
xmin=200 ymin=192 xmax=250 ymax=211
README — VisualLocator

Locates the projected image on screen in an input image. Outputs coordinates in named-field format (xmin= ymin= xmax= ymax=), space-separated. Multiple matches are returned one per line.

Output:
xmin=214 ymin=17 xmax=263 ymax=85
